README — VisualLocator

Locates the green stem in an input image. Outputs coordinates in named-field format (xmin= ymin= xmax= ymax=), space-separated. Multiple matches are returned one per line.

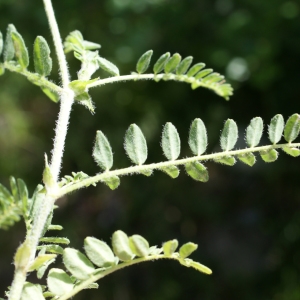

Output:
xmin=56 ymin=142 xmax=300 ymax=199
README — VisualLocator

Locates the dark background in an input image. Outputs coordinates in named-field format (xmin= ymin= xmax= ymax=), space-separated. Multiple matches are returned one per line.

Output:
xmin=0 ymin=0 xmax=300 ymax=299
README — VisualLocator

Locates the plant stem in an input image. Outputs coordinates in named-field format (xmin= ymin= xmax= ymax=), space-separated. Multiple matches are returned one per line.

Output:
xmin=43 ymin=0 xmax=74 ymax=182
xmin=56 ymin=142 xmax=300 ymax=199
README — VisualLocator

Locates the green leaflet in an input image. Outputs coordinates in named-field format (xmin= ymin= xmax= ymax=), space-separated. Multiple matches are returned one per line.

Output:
xmin=220 ymin=119 xmax=238 ymax=151
xmin=260 ymin=149 xmax=278 ymax=162
xmin=20 ymin=283 xmax=45 ymax=300
xmin=37 ymin=258 xmax=56 ymax=279
xmin=63 ymin=248 xmax=95 ymax=280
xmin=214 ymin=156 xmax=236 ymax=166
xmin=3 ymin=24 xmax=16 ymax=62
xmin=93 ymin=131 xmax=113 ymax=171
xmin=14 ymin=242 xmax=31 ymax=269
xmin=160 ymin=165 xmax=180 ymax=178
xmin=42 ymin=154 xmax=56 ymax=191
xmin=33 ymin=36 xmax=52 ymax=77
xmin=124 ymin=124 xmax=148 ymax=165
xmin=163 ymin=239 xmax=178 ymax=256
xmin=246 ymin=117 xmax=263 ymax=147
xmin=186 ymin=63 xmax=205 ymax=77
xmin=282 ymin=147 xmax=300 ymax=157
xmin=176 ymin=56 xmax=193 ymax=75
xmin=47 ymin=224 xmax=63 ymax=231
xmin=268 ymin=114 xmax=284 ymax=144
xmin=161 ymin=122 xmax=181 ymax=160
xmin=202 ymin=73 xmax=224 ymax=83
xmin=28 ymin=254 xmax=57 ymax=272
xmin=84 ymin=237 xmax=116 ymax=268
xmin=129 ymin=234 xmax=150 ymax=257
xmin=179 ymin=242 xmax=198 ymax=259
xmin=153 ymin=52 xmax=170 ymax=74
xmin=194 ymin=68 xmax=213 ymax=80
xmin=0 ymin=31 xmax=3 ymax=55
xmin=188 ymin=118 xmax=207 ymax=156
xmin=112 ymin=230 xmax=134 ymax=262
xmin=164 ymin=53 xmax=181 ymax=73
xmin=41 ymin=87 xmax=59 ymax=103
xmin=284 ymin=113 xmax=300 ymax=143
xmin=97 ymin=56 xmax=119 ymax=76
xmin=11 ymin=31 xmax=29 ymax=69
xmin=136 ymin=50 xmax=153 ymax=74
xmin=47 ymin=268 xmax=74 ymax=296
xmin=17 ymin=178 xmax=28 ymax=218
xmin=181 ymin=259 xmax=212 ymax=275
xmin=39 ymin=237 xmax=70 ymax=245
xmin=185 ymin=161 xmax=209 ymax=182
xmin=101 ymin=176 xmax=120 ymax=190
xmin=37 ymin=244 xmax=64 ymax=255
xmin=237 ymin=153 xmax=256 ymax=166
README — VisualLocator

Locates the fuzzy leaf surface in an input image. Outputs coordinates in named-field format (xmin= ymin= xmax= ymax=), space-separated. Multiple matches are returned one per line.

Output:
xmin=112 ymin=230 xmax=134 ymax=262
xmin=179 ymin=242 xmax=198 ymax=259
xmin=220 ymin=119 xmax=238 ymax=151
xmin=33 ymin=36 xmax=52 ymax=77
xmin=124 ymin=124 xmax=148 ymax=165
xmin=3 ymin=24 xmax=16 ymax=61
xmin=237 ymin=153 xmax=256 ymax=166
xmin=163 ymin=239 xmax=178 ymax=256
xmin=260 ymin=149 xmax=278 ymax=162
xmin=136 ymin=50 xmax=153 ymax=74
xmin=176 ymin=56 xmax=193 ymax=75
xmin=47 ymin=268 xmax=74 ymax=296
xmin=246 ymin=117 xmax=263 ymax=147
xmin=20 ymin=283 xmax=45 ymax=300
xmin=186 ymin=63 xmax=205 ymax=77
xmin=93 ymin=131 xmax=113 ymax=171
xmin=11 ymin=31 xmax=29 ymax=69
xmin=268 ymin=114 xmax=284 ymax=144
xmin=160 ymin=165 xmax=180 ymax=178
xmin=284 ymin=113 xmax=300 ymax=143
xmin=153 ymin=52 xmax=170 ymax=74
xmin=188 ymin=118 xmax=207 ymax=156
xmin=161 ymin=122 xmax=181 ymax=160
xmin=97 ymin=57 xmax=119 ymax=76
xmin=164 ymin=53 xmax=181 ymax=73
xmin=282 ymin=147 xmax=300 ymax=157
xmin=102 ymin=176 xmax=120 ymax=190
xmin=129 ymin=235 xmax=149 ymax=257
xmin=185 ymin=162 xmax=209 ymax=182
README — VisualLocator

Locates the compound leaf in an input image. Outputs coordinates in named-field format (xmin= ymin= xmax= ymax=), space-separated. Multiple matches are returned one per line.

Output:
xmin=160 ymin=165 xmax=180 ymax=178
xmin=282 ymin=147 xmax=300 ymax=157
xmin=97 ymin=57 xmax=119 ymax=76
xmin=3 ymin=24 xmax=16 ymax=62
xmin=163 ymin=239 xmax=178 ymax=256
xmin=179 ymin=242 xmax=198 ymax=259
xmin=136 ymin=50 xmax=153 ymax=74
xmin=186 ymin=63 xmax=205 ymax=77
xmin=101 ymin=176 xmax=120 ymax=190
xmin=93 ymin=131 xmax=113 ymax=171
xmin=124 ymin=124 xmax=148 ymax=165
xmin=188 ymin=118 xmax=207 ymax=156
xmin=237 ymin=153 xmax=256 ymax=166
xmin=260 ymin=149 xmax=278 ymax=163
xmin=129 ymin=235 xmax=149 ymax=257
xmin=161 ymin=122 xmax=181 ymax=160
xmin=220 ymin=119 xmax=238 ymax=151
xmin=246 ymin=117 xmax=263 ymax=147
xmin=269 ymin=114 xmax=284 ymax=144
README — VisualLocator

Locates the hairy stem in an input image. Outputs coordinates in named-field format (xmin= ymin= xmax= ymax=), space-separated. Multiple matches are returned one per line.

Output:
xmin=55 ymin=142 xmax=300 ymax=199
xmin=43 ymin=0 xmax=74 ymax=182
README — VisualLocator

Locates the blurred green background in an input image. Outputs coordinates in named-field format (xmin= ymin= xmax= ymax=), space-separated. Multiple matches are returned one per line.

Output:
xmin=0 ymin=0 xmax=300 ymax=299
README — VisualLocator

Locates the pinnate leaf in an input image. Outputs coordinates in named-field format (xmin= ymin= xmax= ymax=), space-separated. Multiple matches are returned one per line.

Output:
xmin=84 ymin=237 xmax=116 ymax=268
xmin=284 ymin=113 xmax=300 ymax=143
xmin=282 ymin=147 xmax=300 ymax=157
xmin=93 ymin=131 xmax=113 ymax=171
xmin=136 ymin=50 xmax=153 ymax=74
xmin=185 ymin=161 xmax=209 ymax=182
xmin=188 ymin=118 xmax=207 ymax=156
xmin=153 ymin=52 xmax=170 ymax=74
xmin=164 ymin=53 xmax=181 ymax=73
xmin=63 ymin=248 xmax=95 ymax=280
xmin=102 ymin=176 xmax=120 ymax=190
xmin=112 ymin=230 xmax=134 ymax=262
xmin=220 ymin=119 xmax=238 ymax=151
xmin=160 ymin=165 xmax=180 ymax=178
xmin=246 ymin=117 xmax=263 ymax=147
xmin=214 ymin=156 xmax=236 ymax=166
xmin=176 ymin=56 xmax=193 ymax=75
xmin=195 ymin=68 xmax=213 ymax=80
xmin=268 ymin=114 xmax=284 ymax=144
xmin=33 ymin=36 xmax=52 ymax=77
xmin=47 ymin=268 xmax=74 ymax=296
xmin=11 ymin=31 xmax=29 ymax=69
xmin=161 ymin=122 xmax=181 ymax=160
xmin=124 ymin=124 xmax=148 ymax=165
